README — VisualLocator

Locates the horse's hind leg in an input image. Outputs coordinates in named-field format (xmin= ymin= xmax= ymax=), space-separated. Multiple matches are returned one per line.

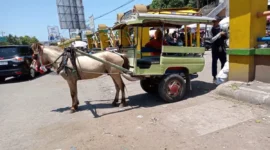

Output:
xmin=119 ymin=76 xmax=127 ymax=107
xmin=110 ymin=76 xmax=120 ymax=107
xmin=111 ymin=74 xmax=127 ymax=107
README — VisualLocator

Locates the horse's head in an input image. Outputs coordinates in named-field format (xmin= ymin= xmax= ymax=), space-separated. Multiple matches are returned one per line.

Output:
xmin=31 ymin=43 xmax=50 ymax=66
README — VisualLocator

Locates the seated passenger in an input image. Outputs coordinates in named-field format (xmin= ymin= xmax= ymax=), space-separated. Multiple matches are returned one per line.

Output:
xmin=145 ymin=28 xmax=168 ymax=51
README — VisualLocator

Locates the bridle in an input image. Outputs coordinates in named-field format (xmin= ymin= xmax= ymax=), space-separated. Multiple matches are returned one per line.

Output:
xmin=32 ymin=43 xmax=81 ymax=79
xmin=37 ymin=46 xmax=46 ymax=66
xmin=34 ymin=44 xmax=64 ymax=68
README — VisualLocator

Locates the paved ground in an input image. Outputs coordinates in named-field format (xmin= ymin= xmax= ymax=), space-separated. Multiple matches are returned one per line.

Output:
xmin=1 ymin=51 xmax=270 ymax=150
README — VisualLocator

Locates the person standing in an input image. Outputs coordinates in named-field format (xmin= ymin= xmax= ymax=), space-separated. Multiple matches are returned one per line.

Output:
xmin=209 ymin=16 xmax=228 ymax=83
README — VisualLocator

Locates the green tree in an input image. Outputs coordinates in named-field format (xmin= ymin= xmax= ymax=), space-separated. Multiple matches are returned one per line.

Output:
xmin=6 ymin=34 xmax=21 ymax=45
xmin=150 ymin=0 xmax=217 ymax=9
xmin=20 ymin=36 xmax=39 ymax=45
xmin=0 ymin=34 xmax=39 ymax=46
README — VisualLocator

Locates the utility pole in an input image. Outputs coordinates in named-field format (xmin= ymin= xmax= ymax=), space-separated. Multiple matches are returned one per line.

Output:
xmin=0 ymin=31 xmax=5 ymax=37
xmin=197 ymin=0 xmax=200 ymax=8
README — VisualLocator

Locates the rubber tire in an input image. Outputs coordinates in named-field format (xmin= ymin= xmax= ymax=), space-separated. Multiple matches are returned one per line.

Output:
xmin=158 ymin=74 xmax=186 ymax=103
xmin=185 ymin=73 xmax=191 ymax=96
xmin=0 ymin=77 xmax=5 ymax=83
xmin=140 ymin=78 xmax=158 ymax=94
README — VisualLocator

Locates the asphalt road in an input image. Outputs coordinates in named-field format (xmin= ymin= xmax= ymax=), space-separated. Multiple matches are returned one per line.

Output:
xmin=1 ymin=51 xmax=270 ymax=150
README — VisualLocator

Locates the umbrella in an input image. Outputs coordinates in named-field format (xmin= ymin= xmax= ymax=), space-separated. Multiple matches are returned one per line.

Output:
xmin=180 ymin=24 xmax=213 ymax=31
xmin=179 ymin=24 xmax=212 ymax=33
xmin=149 ymin=28 xmax=177 ymax=37
xmin=71 ymin=41 xmax=88 ymax=48
xmin=219 ymin=17 xmax=229 ymax=26
xmin=187 ymin=23 xmax=212 ymax=29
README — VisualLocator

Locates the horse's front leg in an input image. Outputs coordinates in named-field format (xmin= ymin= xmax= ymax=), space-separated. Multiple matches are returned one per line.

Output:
xmin=67 ymin=79 xmax=79 ymax=113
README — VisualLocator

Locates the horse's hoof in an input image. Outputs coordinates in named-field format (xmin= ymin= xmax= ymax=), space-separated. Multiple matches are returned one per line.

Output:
xmin=70 ymin=108 xmax=76 ymax=113
xmin=74 ymin=105 xmax=79 ymax=110
xmin=112 ymin=102 xmax=118 ymax=107
xmin=119 ymin=103 xmax=128 ymax=108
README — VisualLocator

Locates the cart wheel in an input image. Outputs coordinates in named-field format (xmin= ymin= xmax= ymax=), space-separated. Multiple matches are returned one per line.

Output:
xmin=140 ymin=78 xmax=158 ymax=94
xmin=159 ymin=74 xmax=186 ymax=103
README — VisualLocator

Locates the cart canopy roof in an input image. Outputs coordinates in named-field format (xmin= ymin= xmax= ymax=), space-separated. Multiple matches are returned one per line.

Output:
xmin=112 ymin=13 xmax=215 ymax=30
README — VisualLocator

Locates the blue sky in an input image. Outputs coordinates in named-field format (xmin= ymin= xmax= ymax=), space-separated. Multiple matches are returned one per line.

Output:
xmin=0 ymin=0 xmax=152 ymax=41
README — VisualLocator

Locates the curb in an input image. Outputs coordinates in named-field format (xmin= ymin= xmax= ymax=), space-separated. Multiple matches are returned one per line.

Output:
xmin=215 ymin=81 xmax=270 ymax=107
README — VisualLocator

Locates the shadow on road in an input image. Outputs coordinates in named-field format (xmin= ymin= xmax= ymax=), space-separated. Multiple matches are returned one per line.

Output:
xmin=51 ymin=100 xmax=141 ymax=118
xmin=51 ymin=80 xmax=217 ymax=117
xmin=187 ymin=81 xmax=217 ymax=98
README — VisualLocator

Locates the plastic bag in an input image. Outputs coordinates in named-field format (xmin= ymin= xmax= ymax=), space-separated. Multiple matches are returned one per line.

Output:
xmin=215 ymin=61 xmax=229 ymax=85
xmin=39 ymin=66 xmax=47 ymax=74
xmin=34 ymin=65 xmax=47 ymax=74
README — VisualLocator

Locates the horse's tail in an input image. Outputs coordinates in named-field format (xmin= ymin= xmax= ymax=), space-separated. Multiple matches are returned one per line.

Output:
xmin=120 ymin=54 xmax=141 ymax=81
xmin=120 ymin=54 xmax=130 ymax=71
xmin=121 ymin=74 xmax=141 ymax=81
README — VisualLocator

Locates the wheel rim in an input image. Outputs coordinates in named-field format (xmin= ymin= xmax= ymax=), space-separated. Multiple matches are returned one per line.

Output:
xmin=167 ymin=80 xmax=182 ymax=97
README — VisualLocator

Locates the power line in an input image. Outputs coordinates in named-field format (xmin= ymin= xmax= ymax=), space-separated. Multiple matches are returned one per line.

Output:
xmin=93 ymin=0 xmax=135 ymax=20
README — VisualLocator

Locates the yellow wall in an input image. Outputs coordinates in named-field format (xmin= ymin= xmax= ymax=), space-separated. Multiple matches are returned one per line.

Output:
xmin=119 ymin=26 xmax=130 ymax=47
xmin=229 ymin=0 xmax=267 ymax=82
xmin=98 ymin=24 xmax=110 ymax=50
xmin=230 ymin=0 xmax=267 ymax=49
xmin=86 ymin=35 xmax=93 ymax=49
xmin=135 ymin=27 xmax=149 ymax=49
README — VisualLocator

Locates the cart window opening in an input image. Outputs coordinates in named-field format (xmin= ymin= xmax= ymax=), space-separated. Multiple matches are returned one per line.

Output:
xmin=145 ymin=28 xmax=168 ymax=51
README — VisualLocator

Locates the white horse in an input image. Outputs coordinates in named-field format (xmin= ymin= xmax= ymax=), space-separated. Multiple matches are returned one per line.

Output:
xmin=31 ymin=43 xmax=134 ymax=113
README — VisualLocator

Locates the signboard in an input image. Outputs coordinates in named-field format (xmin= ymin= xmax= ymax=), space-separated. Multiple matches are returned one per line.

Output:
xmin=47 ymin=26 xmax=60 ymax=41
xmin=121 ymin=10 xmax=133 ymax=22
xmin=56 ymin=0 xmax=86 ymax=29
xmin=89 ymin=15 xmax=95 ymax=33
xmin=70 ymin=29 xmax=78 ymax=32
xmin=0 ymin=37 xmax=7 ymax=42
xmin=70 ymin=33 xmax=78 ymax=39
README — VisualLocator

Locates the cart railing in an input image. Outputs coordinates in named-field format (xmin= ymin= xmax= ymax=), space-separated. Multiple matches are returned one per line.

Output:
xmin=162 ymin=46 xmax=205 ymax=54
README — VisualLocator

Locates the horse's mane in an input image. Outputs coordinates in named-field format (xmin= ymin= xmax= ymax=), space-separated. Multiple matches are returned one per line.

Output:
xmin=31 ymin=43 xmax=64 ymax=53
xmin=45 ymin=46 xmax=64 ymax=52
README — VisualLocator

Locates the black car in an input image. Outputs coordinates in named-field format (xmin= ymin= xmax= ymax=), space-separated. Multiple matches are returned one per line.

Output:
xmin=0 ymin=45 xmax=37 ymax=82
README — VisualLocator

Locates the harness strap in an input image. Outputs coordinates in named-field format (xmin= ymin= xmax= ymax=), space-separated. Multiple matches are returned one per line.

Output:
xmin=57 ymin=47 xmax=81 ymax=80
xmin=44 ymin=52 xmax=64 ymax=67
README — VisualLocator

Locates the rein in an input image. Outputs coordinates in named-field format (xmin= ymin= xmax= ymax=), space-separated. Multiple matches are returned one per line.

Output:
xmin=56 ymin=47 xmax=82 ymax=80
xmin=44 ymin=52 xmax=64 ymax=67
xmin=37 ymin=46 xmax=81 ymax=80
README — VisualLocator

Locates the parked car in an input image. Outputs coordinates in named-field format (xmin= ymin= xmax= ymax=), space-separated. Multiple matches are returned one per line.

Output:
xmin=0 ymin=45 xmax=49 ymax=82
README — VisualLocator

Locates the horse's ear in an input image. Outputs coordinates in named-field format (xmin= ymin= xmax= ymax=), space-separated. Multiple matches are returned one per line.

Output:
xmin=31 ymin=43 xmax=42 ymax=53
xmin=31 ymin=43 xmax=36 ymax=51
